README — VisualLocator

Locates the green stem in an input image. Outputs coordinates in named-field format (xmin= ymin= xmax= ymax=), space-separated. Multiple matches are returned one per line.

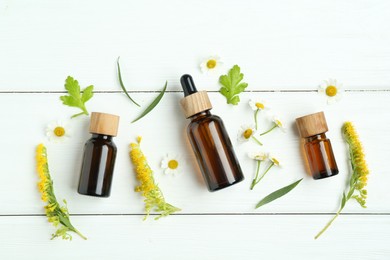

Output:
xmin=71 ymin=228 xmax=87 ymax=240
xmin=259 ymin=124 xmax=277 ymax=136
xmin=254 ymin=109 xmax=259 ymax=130
xmin=251 ymin=163 xmax=274 ymax=189
xmin=251 ymin=136 xmax=263 ymax=146
xmin=250 ymin=161 xmax=261 ymax=190
xmin=315 ymin=206 xmax=344 ymax=239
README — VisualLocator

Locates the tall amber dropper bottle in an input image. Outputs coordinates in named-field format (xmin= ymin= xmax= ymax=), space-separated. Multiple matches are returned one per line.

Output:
xmin=180 ymin=74 xmax=244 ymax=191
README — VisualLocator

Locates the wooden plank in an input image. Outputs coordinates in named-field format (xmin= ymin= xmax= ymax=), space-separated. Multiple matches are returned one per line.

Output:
xmin=0 ymin=215 xmax=389 ymax=259
xmin=1 ymin=0 xmax=390 ymax=91
xmin=0 ymin=91 xmax=388 ymax=214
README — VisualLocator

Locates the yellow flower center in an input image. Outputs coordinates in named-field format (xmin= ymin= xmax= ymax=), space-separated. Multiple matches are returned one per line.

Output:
xmin=271 ymin=158 xmax=280 ymax=166
xmin=243 ymin=129 xmax=253 ymax=139
xmin=255 ymin=102 xmax=265 ymax=109
xmin=168 ymin=159 xmax=179 ymax=170
xmin=54 ymin=126 xmax=65 ymax=137
xmin=206 ymin=59 xmax=217 ymax=69
xmin=325 ymin=86 xmax=338 ymax=97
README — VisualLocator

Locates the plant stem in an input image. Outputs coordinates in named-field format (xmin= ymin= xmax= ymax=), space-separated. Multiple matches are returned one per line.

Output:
xmin=72 ymin=228 xmax=87 ymax=240
xmin=251 ymin=163 xmax=274 ymax=190
xmin=315 ymin=206 xmax=344 ymax=239
xmin=251 ymin=136 xmax=263 ymax=146
xmin=260 ymin=124 xmax=277 ymax=136
xmin=250 ymin=161 xmax=261 ymax=190
xmin=254 ymin=109 xmax=259 ymax=130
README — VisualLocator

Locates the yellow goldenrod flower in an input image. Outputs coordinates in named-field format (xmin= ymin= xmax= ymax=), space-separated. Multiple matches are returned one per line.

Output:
xmin=315 ymin=122 xmax=369 ymax=239
xmin=129 ymin=137 xmax=180 ymax=220
xmin=36 ymin=144 xmax=86 ymax=240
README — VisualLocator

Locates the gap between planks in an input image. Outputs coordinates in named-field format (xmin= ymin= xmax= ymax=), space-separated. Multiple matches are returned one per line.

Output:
xmin=1 ymin=213 xmax=389 ymax=217
xmin=0 ymin=89 xmax=389 ymax=94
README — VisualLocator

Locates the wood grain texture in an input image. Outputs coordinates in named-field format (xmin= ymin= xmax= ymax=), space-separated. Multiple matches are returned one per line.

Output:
xmin=0 ymin=92 xmax=388 ymax=215
xmin=0 ymin=0 xmax=390 ymax=91
xmin=1 ymin=215 xmax=389 ymax=259
xmin=1 ymin=1 xmax=390 ymax=259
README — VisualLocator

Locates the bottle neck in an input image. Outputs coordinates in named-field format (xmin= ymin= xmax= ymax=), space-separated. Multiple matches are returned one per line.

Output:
xmin=91 ymin=133 xmax=113 ymax=140
xmin=189 ymin=110 xmax=211 ymax=120
xmin=305 ymin=133 xmax=327 ymax=142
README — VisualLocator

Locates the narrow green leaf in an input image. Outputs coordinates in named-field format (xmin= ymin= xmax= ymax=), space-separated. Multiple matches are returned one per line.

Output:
xmin=117 ymin=57 xmax=140 ymax=107
xmin=255 ymin=178 xmax=303 ymax=209
xmin=131 ymin=81 xmax=168 ymax=123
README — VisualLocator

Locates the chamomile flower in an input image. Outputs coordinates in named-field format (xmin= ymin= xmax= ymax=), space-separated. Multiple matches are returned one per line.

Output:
xmin=269 ymin=155 xmax=282 ymax=167
xmin=258 ymin=115 xmax=286 ymax=136
xmin=248 ymin=151 xmax=269 ymax=161
xmin=249 ymin=99 xmax=268 ymax=130
xmin=46 ymin=120 xmax=71 ymax=143
xmin=238 ymin=124 xmax=262 ymax=145
xmin=161 ymin=154 xmax=181 ymax=175
xmin=250 ymin=153 xmax=281 ymax=190
xmin=318 ymin=78 xmax=343 ymax=104
xmin=200 ymin=56 xmax=223 ymax=74
xmin=249 ymin=99 xmax=267 ymax=111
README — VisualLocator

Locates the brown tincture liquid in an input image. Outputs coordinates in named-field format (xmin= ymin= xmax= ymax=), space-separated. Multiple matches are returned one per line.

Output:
xmin=188 ymin=111 xmax=244 ymax=191
xmin=78 ymin=134 xmax=117 ymax=197
xmin=181 ymin=75 xmax=244 ymax=191
xmin=296 ymin=112 xmax=339 ymax=180
xmin=78 ymin=112 xmax=120 ymax=197
xmin=304 ymin=134 xmax=338 ymax=179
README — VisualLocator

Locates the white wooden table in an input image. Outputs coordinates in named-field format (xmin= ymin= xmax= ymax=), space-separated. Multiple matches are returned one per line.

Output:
xmin=1 ymin=1 xmax=389 ymax=259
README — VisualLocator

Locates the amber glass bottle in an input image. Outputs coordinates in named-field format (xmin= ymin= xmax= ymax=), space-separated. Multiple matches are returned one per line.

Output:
xmin=296 ymin=112 xmax=339 ymax=180
xmin=180 ymin=74 xmax=244 ymax=191
xmin=78 ymin=112 xmax=120 ymax=197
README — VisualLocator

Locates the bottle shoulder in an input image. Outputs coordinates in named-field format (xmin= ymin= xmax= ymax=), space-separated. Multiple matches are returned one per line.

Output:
xmin=85 ymin=136 xmax=117 ymax=148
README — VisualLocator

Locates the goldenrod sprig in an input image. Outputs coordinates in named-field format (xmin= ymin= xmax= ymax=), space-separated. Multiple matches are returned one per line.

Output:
xmin=129 ymin=137 xmax=180 ymax=220
xmin=36 ymin=144 xmax=87 ymax=240
xmin=315 ymin=122 xmax=369 ymax=239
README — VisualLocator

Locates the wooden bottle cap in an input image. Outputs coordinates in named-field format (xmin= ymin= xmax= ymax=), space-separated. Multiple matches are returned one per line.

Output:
xmin=89 ymin=112 xmax=120 ymax=136
xmin=295 ymin=111 xmax=328 ymax=138
xmin=180 ymin=91 xmax=212 ymax=118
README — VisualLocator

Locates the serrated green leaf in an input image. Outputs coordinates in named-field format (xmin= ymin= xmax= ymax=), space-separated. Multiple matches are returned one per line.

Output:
xmin=64 ymin=76 xmax=80 ymax=98
xmin=255 ymin=178 xmax=303 ymax=209
xmin=60 ymin=76 xmax=94 ymax=118
xmin=81 ymin=85 xmax=94 ymax=103
xmin=219 ymin=65 xmax=248 ymax=105
xmin=131 ymin=81 xmax=167 ymax=123
xmin=117 ymin=57 xmax=140 ymax=107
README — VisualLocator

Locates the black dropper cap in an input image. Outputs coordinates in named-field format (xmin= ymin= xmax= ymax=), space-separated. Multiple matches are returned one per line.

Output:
xmin=180 ymin=74 xmax=198 ymax=96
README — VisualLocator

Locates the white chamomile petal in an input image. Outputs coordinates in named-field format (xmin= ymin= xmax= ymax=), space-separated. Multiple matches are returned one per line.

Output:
xmin=269 ymin=156 xmax=282 ymax=167
xmin=200 ymin=55 xmax=223 ymax=74
xmin=248 ymin=151 xmax=269 ymax=161
xmin=272 ymin=116 xmax=286 ymax=132
xmin=161 ymin=154 xmax=181 ymax=175
xmin=237 ymin=124 xmax=256 ymax=143
xmin=45 ymin=120 xmax=71 ymax=143
xmin=318 ymin=78 xmax=343 ymax=104
xmin=249 ymin=99 xmax=267 ymax=111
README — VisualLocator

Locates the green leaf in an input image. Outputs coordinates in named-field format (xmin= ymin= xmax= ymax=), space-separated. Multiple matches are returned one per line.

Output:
xmin=255 ymin=178 xmax=303 ymax=209
xmin=81 ymin=85 xmax=94 ymax=103
xmin=131 ymin=81 xmax=167 ymax=123
xmin=219 ymin=65 xmax=248 ymax=105
xmin=60 ymin=76 xmax=94 ymax=118
xmin=117 ymin=57 xmax=140 ymax=107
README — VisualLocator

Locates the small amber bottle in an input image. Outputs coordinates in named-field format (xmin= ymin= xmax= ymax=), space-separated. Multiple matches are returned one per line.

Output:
xmin=296 ymin=112 xmax=339 ymax=180
xmin=78 ymin=112 xmax=120 ymax=197
xmin=180 ymin=74 xmax=244 ymax=191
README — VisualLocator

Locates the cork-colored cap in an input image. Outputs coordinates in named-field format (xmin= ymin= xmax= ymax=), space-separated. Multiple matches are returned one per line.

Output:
xmin=89 ymin=112 xmax=120 ymax=136
xmin=180 ymin=91 xmax=212 ymax=118
xmin=295 ymin=111 xmax=328 ymax=138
